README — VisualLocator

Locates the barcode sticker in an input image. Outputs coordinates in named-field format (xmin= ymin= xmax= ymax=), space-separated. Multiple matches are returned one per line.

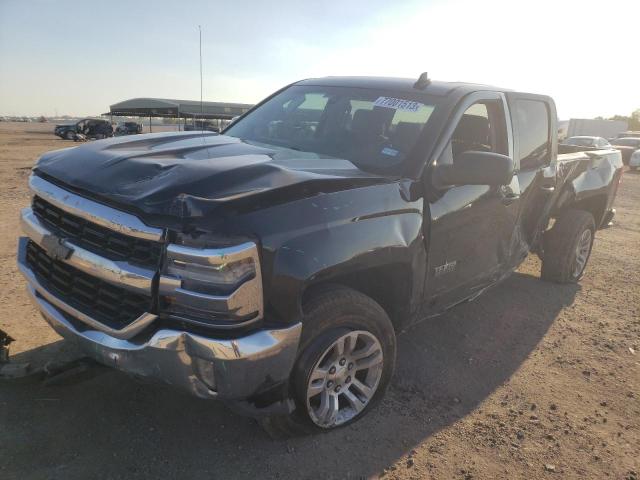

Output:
xmin=373 ymin=97 xmax=422 ymax=112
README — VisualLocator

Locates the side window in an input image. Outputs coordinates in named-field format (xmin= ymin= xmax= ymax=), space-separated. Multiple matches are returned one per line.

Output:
xmin=513 ymin=100 xmax=550 ymax=170
xmin=439 ymin=100 xmax=508 ymax=165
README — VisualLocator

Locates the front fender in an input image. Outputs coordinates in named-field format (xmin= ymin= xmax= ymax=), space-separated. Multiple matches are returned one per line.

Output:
xmin=258 ymin=182 xmax=425 ymax=323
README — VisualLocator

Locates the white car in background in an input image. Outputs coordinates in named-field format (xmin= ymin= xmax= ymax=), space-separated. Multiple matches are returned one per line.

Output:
xmin=630 ymin=150 xmax=640 ymax=170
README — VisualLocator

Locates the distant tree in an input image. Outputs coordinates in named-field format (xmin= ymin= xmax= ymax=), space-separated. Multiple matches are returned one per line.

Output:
xmin=607 ymin=114 xmax=629 ymax=122
xmin=603 ymin=111 xmax=640 ymax=130
xmin=630 ymin=109 xmax=640 ymax=130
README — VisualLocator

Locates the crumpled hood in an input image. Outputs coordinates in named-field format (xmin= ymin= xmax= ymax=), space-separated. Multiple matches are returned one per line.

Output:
xmin=34 ymin=131 xmax=389 ymax=227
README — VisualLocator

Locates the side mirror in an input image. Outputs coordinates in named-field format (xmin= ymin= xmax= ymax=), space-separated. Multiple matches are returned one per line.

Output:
xmin=434 ymin=151 xmax=514 ymax=186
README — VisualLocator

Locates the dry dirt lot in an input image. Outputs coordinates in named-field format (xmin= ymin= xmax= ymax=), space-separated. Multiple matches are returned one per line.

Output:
xmin=0 ymin=122 xmax=638 ymax=480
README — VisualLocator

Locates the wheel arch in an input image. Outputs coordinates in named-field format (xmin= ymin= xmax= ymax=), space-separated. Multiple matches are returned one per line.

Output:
xmin=558 ymin=193 xmax=608 ymax=229
xmin=301 ymin=262 xmax=416 ymax=333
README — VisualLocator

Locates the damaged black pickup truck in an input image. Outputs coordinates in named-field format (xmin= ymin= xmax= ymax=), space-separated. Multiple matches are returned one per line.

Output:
xmin=18 ymin=74 xmax=623 ymax=434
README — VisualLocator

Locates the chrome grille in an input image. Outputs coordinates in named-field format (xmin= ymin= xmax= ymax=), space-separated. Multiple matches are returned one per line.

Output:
xmin=26 ymin=240 xmax=151 ymax=329
xmin=32 ymin=195 xmax=162 ymax=268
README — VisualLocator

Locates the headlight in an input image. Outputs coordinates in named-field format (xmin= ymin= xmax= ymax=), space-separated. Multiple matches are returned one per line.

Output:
xmin=159 ymin=241 xmax=264 ymax=328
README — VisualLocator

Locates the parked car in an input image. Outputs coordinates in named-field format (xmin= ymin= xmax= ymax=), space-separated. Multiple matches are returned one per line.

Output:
xmin=616 ymin=131 xmax=640 ymax=139
xmin=19 ymin=75 xmax=623 ymax=434
xmin=610 ymin=137 xmax=640 ymax=164
xmin=559 ymin=135 xmax=612 ymax=154
xmin=184 ymin=120 xmax=219 ymax=132
xmin=54 ymin=118 xmax=113 ymax=140
xmin=115 ymin=121 xmax=143 ymax=136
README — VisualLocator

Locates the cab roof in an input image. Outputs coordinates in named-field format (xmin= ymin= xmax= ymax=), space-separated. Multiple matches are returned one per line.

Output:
xmin=295 ymin=76 xmax=511 ymax=97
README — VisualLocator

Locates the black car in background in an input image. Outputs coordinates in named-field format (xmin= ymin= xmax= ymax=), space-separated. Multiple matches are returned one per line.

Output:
xmin=610 ymin=137 xmax=640 ymax=164
xmin=115 ymin=121 xmax=143 ymax=136
xmin=54 ymin=118 xmax=113 ymax=140
xmin=616 ymin=131 xmax=640 ymax=139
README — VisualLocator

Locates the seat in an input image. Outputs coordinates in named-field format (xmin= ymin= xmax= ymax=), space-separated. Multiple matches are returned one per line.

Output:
xmin=351 ymin=109 xmax=375 ymax=137
xmin=452 ymin=114 xmax=492 ymax=159
xmin=392 ymin=122 xmax=422 ymax=150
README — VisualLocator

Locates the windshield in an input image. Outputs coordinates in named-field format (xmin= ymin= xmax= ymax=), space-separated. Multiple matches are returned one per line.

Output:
xmin=563 ymin=137 xmax=595 ymax=146
xmin=224 ymin=85 xmax=436 ymax=173
xmin=612 ymin=138 xmax=640 ymax=147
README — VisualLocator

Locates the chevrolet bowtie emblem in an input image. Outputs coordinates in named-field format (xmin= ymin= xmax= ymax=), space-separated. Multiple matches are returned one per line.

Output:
xmin=41 ymin=234 xmax=74 ymax=261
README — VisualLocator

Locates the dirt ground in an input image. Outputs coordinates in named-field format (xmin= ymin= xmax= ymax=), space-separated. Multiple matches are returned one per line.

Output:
xmin=0 ymin=121 xmax=638 ymax=480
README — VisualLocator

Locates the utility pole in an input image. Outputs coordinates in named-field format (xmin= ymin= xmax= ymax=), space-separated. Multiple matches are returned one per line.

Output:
xmin=199 ymin=25 xmax=203 ymax=131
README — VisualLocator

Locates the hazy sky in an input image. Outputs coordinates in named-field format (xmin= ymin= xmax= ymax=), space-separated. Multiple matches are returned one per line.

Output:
xmin=1 ymin=0 xmax=638 ymax=119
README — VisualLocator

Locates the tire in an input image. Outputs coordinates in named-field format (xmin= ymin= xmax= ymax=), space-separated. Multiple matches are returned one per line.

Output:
xmin=65 ymin=130 xmax=75 ymax=140
xmin=541 ymin=209 xmax=596 ymax=283
xmin=261 ymin=286 xmax=396 ymax=437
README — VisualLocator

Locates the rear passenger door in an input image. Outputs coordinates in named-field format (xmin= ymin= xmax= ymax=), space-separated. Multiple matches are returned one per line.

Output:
xmin=505 ymin=93 xmax=557 ymax=263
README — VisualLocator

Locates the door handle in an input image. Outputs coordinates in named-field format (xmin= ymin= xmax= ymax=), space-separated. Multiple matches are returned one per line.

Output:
xmin=540 ymin=185 xmax=555 ymax=192
xmin=501 ymin=193 xmax=520 ymax=205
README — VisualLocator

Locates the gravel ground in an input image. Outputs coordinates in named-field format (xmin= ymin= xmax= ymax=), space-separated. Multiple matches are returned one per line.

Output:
xmin=0 ymin=122 xmax=638 ymax=480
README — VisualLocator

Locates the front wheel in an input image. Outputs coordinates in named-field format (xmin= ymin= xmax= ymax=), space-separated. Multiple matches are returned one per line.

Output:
xmin=261 ymin=287 xmax=396 ymax=437
xmin=541 ymin=209 xmax=596 ymax=283
xmin=64 ymin=130 xmax=75 ymax=140
xmin=304 ymin=329 xmax=385 ymax=428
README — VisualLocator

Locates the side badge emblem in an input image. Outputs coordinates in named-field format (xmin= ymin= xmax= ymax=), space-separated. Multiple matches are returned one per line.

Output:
xmin=435 ymin=260 xmax=457 ymax=277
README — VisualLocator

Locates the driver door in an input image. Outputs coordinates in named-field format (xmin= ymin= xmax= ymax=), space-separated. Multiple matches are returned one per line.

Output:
xmin=424 ymin=92 xmax=521 ymax=312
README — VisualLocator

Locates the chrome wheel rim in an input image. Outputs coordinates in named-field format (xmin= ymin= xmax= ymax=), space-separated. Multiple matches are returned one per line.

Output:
xmin=573 ymin=228 xmax=592 ymax=278
xmin=306 ymin=330 xmax=384 ymax=428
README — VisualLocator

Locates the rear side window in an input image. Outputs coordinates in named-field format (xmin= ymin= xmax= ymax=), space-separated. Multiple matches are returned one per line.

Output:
xmin=513 ymin=100 xmax=550 ymax=170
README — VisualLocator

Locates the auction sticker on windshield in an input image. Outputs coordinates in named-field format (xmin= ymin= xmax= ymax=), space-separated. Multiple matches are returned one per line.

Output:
xmin=373 ymin=97 xmax=423 ymax=112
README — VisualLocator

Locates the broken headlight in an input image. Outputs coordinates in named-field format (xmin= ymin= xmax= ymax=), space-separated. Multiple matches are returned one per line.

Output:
xmin=159 ymin=242 xmax=264 ymax=328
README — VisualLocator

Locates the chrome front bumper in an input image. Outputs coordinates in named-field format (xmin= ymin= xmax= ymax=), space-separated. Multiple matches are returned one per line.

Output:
xmin=18 ymin=176 xmax=302 ymax=400
xmin=19 ymin=239 xmax=301 ymax=399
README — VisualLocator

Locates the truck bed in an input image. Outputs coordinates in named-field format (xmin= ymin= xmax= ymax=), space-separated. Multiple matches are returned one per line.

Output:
xmin=554 ymin=148 xmax=623 ymax=228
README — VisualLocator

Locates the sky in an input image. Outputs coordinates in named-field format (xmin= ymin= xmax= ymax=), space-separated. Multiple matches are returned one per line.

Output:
xmin=1 ymin=0 xmax=638 ymax=120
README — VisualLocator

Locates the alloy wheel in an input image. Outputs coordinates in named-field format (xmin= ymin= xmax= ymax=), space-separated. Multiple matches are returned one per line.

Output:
xmin=305 ymin=330 xmax=384 ymax=428
xmin=573 ymin=228 xmax=592 ymax=278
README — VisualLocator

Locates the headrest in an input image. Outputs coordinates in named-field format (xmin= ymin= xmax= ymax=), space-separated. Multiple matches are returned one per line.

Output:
xmin=351 ymin=109 xmax=374 ymax=134
xmin=393 ymin=122 xmax=422 ymax=147
xmin=454 ymin=114 xmax=490 ymax=145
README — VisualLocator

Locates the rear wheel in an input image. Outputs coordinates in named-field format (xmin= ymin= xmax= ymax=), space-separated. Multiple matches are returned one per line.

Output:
xmin=261 ymin=287 xmax=396 ymax=437
xmin=541 ymin=209 xmax=595 ymax=283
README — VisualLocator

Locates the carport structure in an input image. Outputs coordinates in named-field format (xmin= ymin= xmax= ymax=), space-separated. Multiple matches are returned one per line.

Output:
xmin=108 ymin=98 xmax=254 ymax=132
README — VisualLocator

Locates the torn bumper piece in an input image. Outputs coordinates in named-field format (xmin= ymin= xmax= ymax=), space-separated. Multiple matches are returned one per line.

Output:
xmin=27 ymin=286 xmax=301 ymax=400
xmin=18 ymin=241 xmax=302 ymax=401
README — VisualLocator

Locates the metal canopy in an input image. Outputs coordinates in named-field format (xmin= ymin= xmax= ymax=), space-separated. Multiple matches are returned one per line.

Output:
xmin=108 ymin=98 xmax=253 ymax=120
